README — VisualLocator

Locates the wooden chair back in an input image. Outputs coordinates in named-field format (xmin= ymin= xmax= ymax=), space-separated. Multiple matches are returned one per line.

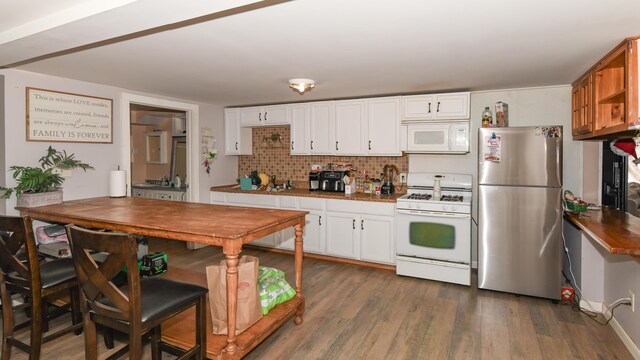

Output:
xmin=65 ymin=225 xmax=141 ymax=323
xmin=0 ymin=216 xmax=41 ymax=290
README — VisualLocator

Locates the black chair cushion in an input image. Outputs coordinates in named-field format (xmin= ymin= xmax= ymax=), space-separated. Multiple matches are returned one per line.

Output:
xmin=98 ymin=277 xmax=208 ymax=323
xmin=6 ymin=258 xmax=77 ymax=289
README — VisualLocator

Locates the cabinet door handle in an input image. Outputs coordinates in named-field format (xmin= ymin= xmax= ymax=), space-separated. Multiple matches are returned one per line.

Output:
xmin=352 ymin=219 xmax=356 ymax=229
xmin=291 ymin=141 xmax=294 ymax=150
xmin=259 ymin=113 xmax=262 ymax=122
xmin=319 ymin=216 xmax=322 ymax=226
xmin=336 ymin=141 xmax=339 ymax=151
xmin=361 ymin=220 xmax=364 ymax=230
xmin=437 ymin=102 xmax=440 ymax=112
xmin=235 ymin=142 xmax=238 ymax=150
xmin=368 ymin=140 xmax=372 ymax=150
xmin=310 ymin=140 xmax=314 ymax=150
xmin=428 ymin=102 xmax=431 ymax=113
xmin=264 ymin=111 xmax=268 ymax=121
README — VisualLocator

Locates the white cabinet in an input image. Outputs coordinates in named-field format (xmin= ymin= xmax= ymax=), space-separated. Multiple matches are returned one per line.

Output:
xmin=326 ymin=199 xmax=396 ymax=265
xmin=208 ymin=191 xmax=393 ymax=264
xmin=224 ymin=109 xmax=252 ymax=155
xmin=334 ymin=100 xmax=366 ymax=155
xmin=402 ymin=92 xmax=470 ymax=120
xmin=326 ymin=211 xmax=359 ymax=259
xmin=309 ymin=102 xmax=334 ymax=155
xmin=360 ymin=215 xmax=395 ymax=263
xmin=289 ymin=104 xmax=309 ymax=155
xmin=367 ymin=97 xmax=401 ymax=156
xmin=240 ymin=105 xmax=288 ymax=127
xmin=172 ymin=116 xmax=186 ymax=136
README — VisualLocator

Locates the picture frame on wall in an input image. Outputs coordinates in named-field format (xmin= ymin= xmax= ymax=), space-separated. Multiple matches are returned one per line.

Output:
xmin=26 ymin=87 xmax=113 ymax=143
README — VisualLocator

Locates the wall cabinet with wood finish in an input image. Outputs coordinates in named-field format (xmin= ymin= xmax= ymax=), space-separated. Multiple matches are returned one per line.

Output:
xmin=572 ymin=37 xmax=639 ymax=139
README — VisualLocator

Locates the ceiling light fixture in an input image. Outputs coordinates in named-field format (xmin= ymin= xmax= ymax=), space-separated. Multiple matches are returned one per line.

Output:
xmin=288 ymin=78 xmax=315 ymax=95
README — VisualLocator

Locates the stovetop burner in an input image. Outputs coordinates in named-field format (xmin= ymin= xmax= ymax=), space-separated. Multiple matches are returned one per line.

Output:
xmin=405 ymin=193 xmax=464 ymax=202
xmin=440 ymin=195 xmax=464 ymax=202
xmin=406 ymin=193 xmax=432 ymax=200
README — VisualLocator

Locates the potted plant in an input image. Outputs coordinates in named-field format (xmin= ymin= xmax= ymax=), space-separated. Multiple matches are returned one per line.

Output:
xmin=1 ymin=146 xmax=94 ymax=207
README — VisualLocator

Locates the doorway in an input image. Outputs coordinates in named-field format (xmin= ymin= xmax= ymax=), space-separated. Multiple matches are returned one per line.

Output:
xmin=120 ymin=93 xmax=199 ymax=202
xmin=130 ymin=104 xmax=187 ymax=185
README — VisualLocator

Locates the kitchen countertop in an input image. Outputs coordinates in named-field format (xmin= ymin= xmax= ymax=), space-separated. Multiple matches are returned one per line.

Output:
xmin=131 ymin=184 xmax=187 ymax=192
xmin=564 ymin=208 xmax=640 ymax=257
xmin=210 ymin=184 xmax=405 ymax=203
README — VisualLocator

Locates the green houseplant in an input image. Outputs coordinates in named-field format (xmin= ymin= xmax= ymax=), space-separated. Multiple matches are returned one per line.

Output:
xmin=1 ymin=146 xmax=93 ymax=207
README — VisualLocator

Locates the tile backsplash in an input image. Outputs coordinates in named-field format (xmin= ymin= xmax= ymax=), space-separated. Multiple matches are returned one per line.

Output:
xmin=238 ymin=127 xmax=408 ymax=184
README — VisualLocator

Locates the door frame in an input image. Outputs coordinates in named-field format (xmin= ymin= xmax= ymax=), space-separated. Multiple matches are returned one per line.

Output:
xmin=120 ymin=93 xmax=199 ymax=202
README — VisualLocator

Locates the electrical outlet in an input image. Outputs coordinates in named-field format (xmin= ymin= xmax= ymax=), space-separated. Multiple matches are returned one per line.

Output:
xmin=400 ymin=172 xmax=407 ymax=184
xmin=630 ymin=290 xmax=635 ymax=312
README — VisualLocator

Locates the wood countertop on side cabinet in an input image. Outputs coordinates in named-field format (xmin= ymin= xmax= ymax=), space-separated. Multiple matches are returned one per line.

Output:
xmin=564 ymin=208 xmax=640 ymax=257
xmin=210 ymin=185 xmax=405 ymax=203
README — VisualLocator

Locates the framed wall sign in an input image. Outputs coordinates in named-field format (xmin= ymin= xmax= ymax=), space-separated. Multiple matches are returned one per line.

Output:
xmin=26 ymin=87 xmax=113 ymax=143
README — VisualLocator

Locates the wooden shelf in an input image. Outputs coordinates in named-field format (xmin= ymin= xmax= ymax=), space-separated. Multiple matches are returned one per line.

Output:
xmin=599 ymin=52 xmax=625 ymax=70
xmin=564 ymin=208 xmax=640 ymax=257
xmin=161 ymin=267 xmax=305 ymax=359
xmin=598 ymin=89 xmax=626 ymax=104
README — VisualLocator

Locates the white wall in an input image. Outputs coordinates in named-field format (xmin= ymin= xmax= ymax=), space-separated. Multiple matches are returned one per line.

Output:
xmin=409 ymin=85 xmax=576 ymax=262
xmin=0 ymin=75 xmax=5 ymax=215
xmin=0 ymin=69 xmax=235 ymax=214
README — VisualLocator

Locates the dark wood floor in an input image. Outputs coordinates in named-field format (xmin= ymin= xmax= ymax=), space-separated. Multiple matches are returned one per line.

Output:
xmin=1 ymin=238 xmax=633 ymax=359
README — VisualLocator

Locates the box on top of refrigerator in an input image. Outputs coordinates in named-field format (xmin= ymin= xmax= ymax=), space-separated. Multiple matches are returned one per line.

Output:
xmin=495 ymin=102 xmax=509 ymax=127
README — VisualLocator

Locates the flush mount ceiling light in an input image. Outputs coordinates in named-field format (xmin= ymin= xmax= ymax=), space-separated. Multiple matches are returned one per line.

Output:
xmin=288 ymin=78 xmax=315 ymax=95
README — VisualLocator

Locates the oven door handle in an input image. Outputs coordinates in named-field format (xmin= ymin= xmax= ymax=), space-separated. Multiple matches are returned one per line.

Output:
xmin=397 ymin=210 xmax=470 ymax=219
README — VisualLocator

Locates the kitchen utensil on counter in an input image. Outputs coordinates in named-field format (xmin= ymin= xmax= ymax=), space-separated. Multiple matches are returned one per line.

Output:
xmin=381 ymin=164 xmax=400 ymax=195
xmin=319 ymin=170 xmax=347 ymax=192
xmin=309 ymin=172 xmax=320 ymax=191
xmin=250 ymin=171 xmax=261 ymax=188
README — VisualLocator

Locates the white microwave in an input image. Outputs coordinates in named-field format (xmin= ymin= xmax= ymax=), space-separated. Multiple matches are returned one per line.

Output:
xmin=405 ymin=122 xmax=469 ymax=153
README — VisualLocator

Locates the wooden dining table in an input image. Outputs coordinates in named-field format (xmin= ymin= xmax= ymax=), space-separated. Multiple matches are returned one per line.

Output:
xmin=19 ymin=196 xmax=307 ymax=359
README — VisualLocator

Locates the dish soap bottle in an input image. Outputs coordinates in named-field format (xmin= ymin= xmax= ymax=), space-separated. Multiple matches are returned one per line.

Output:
xmin=174 ymin=174 xmax=181 ymax=188
xmin=482 ymin=107 xmax=493 ymax=127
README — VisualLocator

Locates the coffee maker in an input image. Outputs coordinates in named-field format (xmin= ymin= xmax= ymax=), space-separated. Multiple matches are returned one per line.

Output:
xmin=320 ymin=170 xmax=347 ymax=192
xmin=309 ymin=172 xmax=320 ymax=191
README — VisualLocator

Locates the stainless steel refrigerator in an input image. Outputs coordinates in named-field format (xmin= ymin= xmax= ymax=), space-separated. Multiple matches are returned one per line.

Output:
xmin=478 ymin=126 xmax=562 ymax=300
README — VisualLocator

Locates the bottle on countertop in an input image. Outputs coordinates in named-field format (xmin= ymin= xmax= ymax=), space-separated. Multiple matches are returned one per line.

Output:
xmin=482 ymin=107 xmax=493 ymax=127
xmin=174 ymin=174 xmax=181 ymax=188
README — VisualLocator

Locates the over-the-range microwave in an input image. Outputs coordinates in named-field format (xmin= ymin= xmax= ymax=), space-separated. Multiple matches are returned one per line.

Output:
xmin=404 ymin=122 xmax=469 ymax=154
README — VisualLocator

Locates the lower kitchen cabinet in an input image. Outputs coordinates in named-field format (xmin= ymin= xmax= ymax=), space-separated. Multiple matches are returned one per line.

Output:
xmin=209 ymin=191 xmax=394 ymax=265
xmin=326 ymin=212 xmax=359 ymax=259
xmin=360 ymin=215 xmax=395 ymax=263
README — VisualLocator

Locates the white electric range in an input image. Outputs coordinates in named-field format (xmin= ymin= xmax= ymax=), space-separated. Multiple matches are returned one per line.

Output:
xmin=396 ymin=172 xmax=472 ymax=286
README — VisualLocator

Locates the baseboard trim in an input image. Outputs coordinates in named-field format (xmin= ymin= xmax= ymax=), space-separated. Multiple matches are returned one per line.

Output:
xmin=610 ymin=316 xmax=640 ymax=359
xmin=583 ymin=300 xmax=640 ymax=359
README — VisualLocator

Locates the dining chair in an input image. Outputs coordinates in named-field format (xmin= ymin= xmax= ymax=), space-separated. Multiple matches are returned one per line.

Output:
xmin=65 ymin=225 xmax=208 ymax=360
xmin=0 ymin=215 xmax=82 ymax=360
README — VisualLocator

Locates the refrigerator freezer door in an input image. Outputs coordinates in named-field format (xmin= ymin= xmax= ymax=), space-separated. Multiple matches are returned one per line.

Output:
xmin=478 ymin=185 xmax=562 ymax=299
xmin=478 ymin=127 xmax=562 ymax=187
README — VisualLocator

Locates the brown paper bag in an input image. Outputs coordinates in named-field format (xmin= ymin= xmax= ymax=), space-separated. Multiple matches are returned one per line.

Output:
xmin=206 ymin=255 xmax=262 ymax=335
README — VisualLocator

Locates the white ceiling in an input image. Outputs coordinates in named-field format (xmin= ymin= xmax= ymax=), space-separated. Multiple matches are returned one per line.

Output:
xmin=2 ymin=0 xmax=640 ymax=107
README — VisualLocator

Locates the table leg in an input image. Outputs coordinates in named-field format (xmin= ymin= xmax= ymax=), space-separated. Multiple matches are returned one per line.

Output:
xmin=224 ymin=250 xmax=239 ymax=354
xmin=294 ymin=223 xmax=305 ymax=325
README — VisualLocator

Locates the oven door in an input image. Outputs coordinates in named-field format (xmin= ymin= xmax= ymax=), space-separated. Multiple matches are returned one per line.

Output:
xmin=396 ymin=209 xmax=471 ymax=264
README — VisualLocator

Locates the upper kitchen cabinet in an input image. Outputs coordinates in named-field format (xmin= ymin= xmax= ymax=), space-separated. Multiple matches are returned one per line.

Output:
xmin=240 ymin=105 xmax=288 ymax=127
xmin=335 ymin=100 xmax=367 ymax=155
xmin=401 ymin=92 xmax=470 ymax=120
xmin=289 ymin=104 xmax=309 ymax=155
xmin=572 ymin=36 xmax=639 ymax=139
xmin=571 ymin=73 xmax=594 ymax=138
xmin=367 ymin=97 xmax=401 ymax=156
xmin=224 ymin=108 xmax=252 ymax=155
xmin=309 ymin=101 xmax=335 ymax=155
